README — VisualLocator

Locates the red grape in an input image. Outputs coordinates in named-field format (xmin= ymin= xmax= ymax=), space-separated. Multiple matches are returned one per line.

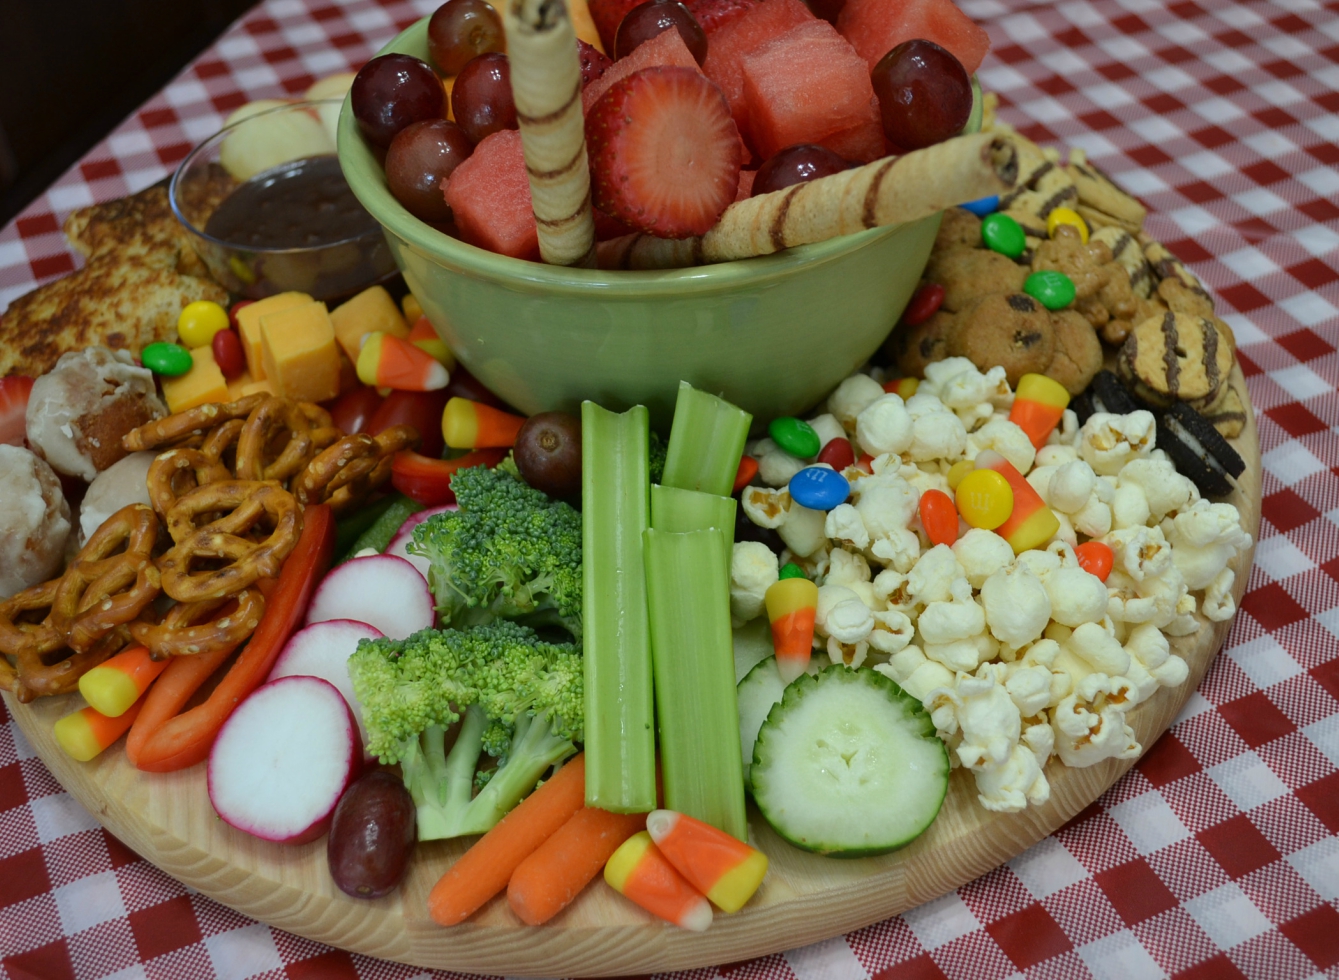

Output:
xmin=451 ymin=53 xmax=518 ymax=145
xmin=752 ymin=143 xmax=847 ymax=196
xmin=428 ymin=0 xmax=505 ymax=75
xmin=578 ymin=38 xmax=613 ymax=87
xmin=386 ymin=119 xmax=474 ymax=223
xmin=615 ymin=1 xmax=707 ymax=65
xmin=351 ymin=54 xmax=446 ymax=147
xmin=801 ymin=0 xmax=845 ymax=23
xmin=870 ymin=39 xmax=972 ymax=152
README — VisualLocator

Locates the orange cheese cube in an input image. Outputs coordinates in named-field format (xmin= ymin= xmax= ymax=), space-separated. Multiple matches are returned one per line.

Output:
xmin=162 ymin=346 xmax=230 ymax=414
xmin=259 ymin=300 xmax=341 ymax=403
xmin=226 ymin=370 xmax=254 ymax=402
xmin=330 ymin=285 xmax=408 ymax=364
xmin=240 ymin=379 xmax=277 ymax=398
xmin=235 ymin=292 xmax=311 ymax=380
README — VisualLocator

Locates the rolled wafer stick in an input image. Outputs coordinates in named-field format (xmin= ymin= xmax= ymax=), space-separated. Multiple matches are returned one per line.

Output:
xmin=505 ymin=0 xmax=597 ymax=267
xmin=597 ymin=132 xmax=1020 ymax=270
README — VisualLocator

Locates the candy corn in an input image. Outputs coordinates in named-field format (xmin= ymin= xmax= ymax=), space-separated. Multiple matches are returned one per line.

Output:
xmin=882 ymin=377 xmax=918 ymax=399
xmin=1008 ymin=373 xmax=1071 ymax=450
xmin=604 ymin=831 xmax=713 ymax=931
xmin=645 ymin=809 xmax=767 ymax=913
xmin=442 ymin=397 xmax=526 ymax=450
xmin=78 ymin=645 xmax=168 ymax=717
xmin=356 ymin=331 xmax=449 ymax=391
xmin=407 ymin=315 xmax=455 ymax=369
xmin=975 ymin=450 xmax=1059 ymax=553
xmin=764 ymin=577 xmax=818 ymax=683
xmin=54 ymin=701 xmax=142 ymax=762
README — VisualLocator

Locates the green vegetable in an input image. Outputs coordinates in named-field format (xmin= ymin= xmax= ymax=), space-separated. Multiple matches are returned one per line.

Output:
xmin=661 ymin=382 xmax=752 ymax=497
xmin=643 ymin=527 xmax=747 ymax=840
xmin=348 ymin=621 xmax=583 ymax=840
xmin=751 ymin=666 xmax=949 ymax=856
xmin=580 ymin=402 xmax=656 ymax=813
xmin=337 ymin=494 xmax=420 ymax=561
xmin=409 ymin=466 xmax=582 ymax=639
xmin=647 ymin=430 xmax=668 ymax=485
xmin=650 ymin=483 xmax=735 ymax=579
xmin=736 ymin=653 xmax=828 ymax=786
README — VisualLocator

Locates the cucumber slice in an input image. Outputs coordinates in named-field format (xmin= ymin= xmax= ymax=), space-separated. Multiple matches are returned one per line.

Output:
xmin=751 ymin=666 xmax=949 ymax=856
xmin=736 ymin=653 xmax=829 ymax=787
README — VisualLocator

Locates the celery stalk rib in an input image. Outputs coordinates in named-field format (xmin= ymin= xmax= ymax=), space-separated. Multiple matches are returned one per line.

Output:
xmin=643 ymin=527 xmax=748 ymax=840
xmin=581 ymin=402 xmax=657 ymax=812
xmin=661 ymin=382 xmax=753 ymax=498
xmin=650 ymin=483 xmax=735 ymax=579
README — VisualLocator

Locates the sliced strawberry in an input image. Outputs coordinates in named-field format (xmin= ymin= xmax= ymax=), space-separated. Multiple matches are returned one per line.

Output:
xmin=685 ymin=0 xmax=762 ymax=35
xmin=578 ymin=39 xmax=613 ymax=86
xmin=0 ymin=376 xmax=34 ymax=447
xmin=587 ymin=66 xmax=742 ymax=238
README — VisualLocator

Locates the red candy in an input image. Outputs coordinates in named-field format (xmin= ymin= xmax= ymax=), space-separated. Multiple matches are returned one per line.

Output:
xmin=228 ymin=300 xmax=254 ymax=331
xmin=816 ymin=437 xmax=855 ymax=472
xmin=901 ymin=282 xmax=944 ymax=326
xmin=855 ymin=452 xmax=875 ymax=474
xmin=919 ymin=489 xmax=958 ymax=547
xmin=211 ymin=328 xmax=246 ymax=379
xmin=1074 ymin=541 xmax=1114 ymax=582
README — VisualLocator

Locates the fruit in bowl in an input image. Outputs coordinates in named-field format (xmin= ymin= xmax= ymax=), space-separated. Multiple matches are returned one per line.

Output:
xmin=336 ymin=0 xmax=993 ymax=425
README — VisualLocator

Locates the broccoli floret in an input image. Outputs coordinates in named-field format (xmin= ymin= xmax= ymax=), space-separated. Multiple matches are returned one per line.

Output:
xmin=648 ymin=430 xmax=667 ymax=485
xmin=409 ymin=467 xmax=583 ymax=639
xmin=348 ymin=621 xmax=583 ymax=841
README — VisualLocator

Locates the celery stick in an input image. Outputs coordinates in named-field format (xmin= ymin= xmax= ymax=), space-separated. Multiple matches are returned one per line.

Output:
xmin=581 ymin=402 xmax=657 ymax=812
xmin=661 ymin=382 xmax=752 ymax=497
xmin=650 ymin=483 xmax=735 ymax=579
xmin=643 ymin=527 xmax=748 ymax=840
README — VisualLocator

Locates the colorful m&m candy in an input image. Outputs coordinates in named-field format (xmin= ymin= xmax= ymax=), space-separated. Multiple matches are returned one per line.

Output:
xmin=765 ymin=576 xmax=817 ymax=683
xmin=975 ymin=450 xmax=1059 ymax=553
xmin=646 ymin=809 xmax=768 ymax=913
xmin=788 ymin=466 xmax=849 ymax=511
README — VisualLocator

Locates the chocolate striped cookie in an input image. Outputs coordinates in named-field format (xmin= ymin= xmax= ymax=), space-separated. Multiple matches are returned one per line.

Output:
xmin=1116 ymin=311 xmax=1233 ymax=410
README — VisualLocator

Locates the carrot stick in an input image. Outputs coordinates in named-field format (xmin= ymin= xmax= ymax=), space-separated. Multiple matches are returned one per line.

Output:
xmin=507 ymin=806 xmax=647 ymax=925
xmin=125 ymin=644 xmax=234 ymax=767
xmin=428 ymin=754 xmax=587 ymax=926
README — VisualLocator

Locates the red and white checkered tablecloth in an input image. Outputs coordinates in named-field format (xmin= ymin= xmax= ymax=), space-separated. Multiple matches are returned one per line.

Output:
xmin=2 ymin=0 xmax=1338 ymax=977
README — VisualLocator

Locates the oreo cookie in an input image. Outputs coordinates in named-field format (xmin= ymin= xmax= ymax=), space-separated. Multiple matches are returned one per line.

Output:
xmin=1155 ymin=401 xmax=1244 ymax=497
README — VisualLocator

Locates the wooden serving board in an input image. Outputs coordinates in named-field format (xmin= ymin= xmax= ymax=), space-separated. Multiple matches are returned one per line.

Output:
xmin=6 ymin=366 xmax=1261 ymax=978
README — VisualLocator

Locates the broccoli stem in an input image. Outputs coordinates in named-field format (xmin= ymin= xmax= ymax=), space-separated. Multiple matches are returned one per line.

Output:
xmin=453 ymin=713 xmax=577 ymax=837
xmin=414 ymin=706 xmax=487 ymax=841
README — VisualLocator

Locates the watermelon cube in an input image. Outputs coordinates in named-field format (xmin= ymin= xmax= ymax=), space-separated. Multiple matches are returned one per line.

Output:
xmin=583 ymin=28 xmax=702 ymax=114
xmin=837 ymin=0 xmax=990 ymax=75
xmin=702 ymin=0 xmax=816 ymax=147
xmin=444 ymin=130 xmax=539 ymax=261
xmin=735 ymin=168 xmax=756 ymax=200
xmin=820 ymin=115 xmax=886 ymax=163
xmin=740 ymin=21 xmax=882 ymax=162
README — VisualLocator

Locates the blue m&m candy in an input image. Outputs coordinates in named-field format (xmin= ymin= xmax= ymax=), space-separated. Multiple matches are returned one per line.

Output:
xmin=788 ymin=466 xmax=850 ymax=511
xmin=961 ymin=195 xmax=999 ymax=217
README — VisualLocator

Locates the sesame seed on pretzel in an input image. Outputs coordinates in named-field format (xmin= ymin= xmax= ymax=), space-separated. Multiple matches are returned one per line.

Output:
xmin=292 ymin=424 xmax=419 ymax=515
xmin=122 ymin=394 xmax=268 ymax=453
xmin=129 ymin=588 xmax=266 ymax=659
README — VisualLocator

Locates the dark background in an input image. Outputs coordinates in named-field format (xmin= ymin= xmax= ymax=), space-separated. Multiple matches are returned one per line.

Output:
xmin=0 ymin=0 xmax=259 ymax=228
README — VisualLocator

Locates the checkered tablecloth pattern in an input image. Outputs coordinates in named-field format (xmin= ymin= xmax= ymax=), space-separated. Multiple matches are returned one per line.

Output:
xmin=2 ymin=0 xmax=1338 ymax=977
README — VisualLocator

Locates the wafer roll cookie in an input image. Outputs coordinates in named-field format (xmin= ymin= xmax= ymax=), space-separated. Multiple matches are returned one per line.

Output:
xmin=597 ymin=233 xmax=702 ymax=270
xmin=505 ymin=0 xmax=596 ymax=266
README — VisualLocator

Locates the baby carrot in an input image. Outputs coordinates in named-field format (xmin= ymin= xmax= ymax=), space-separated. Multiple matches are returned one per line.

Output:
xmin=442 ymin=397 xmax=526 ymax=450
xmin=54 ymin=701 xmax=143 ymax=762
xmin=507 ymin=806 xmax=647 ymax=925
xmin=428 ymin=754 xmax=587 ymax=926
xmin=78 ymin=645 xmax=168 ymax=718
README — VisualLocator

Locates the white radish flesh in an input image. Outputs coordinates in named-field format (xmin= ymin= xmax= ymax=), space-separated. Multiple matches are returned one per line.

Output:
xmin=305 ymin=555 xmax=435 ymax=639
xmin=268 ymin=620 xmax=383 ymax=747
xmin=208 ymin=676 xmax=358 ymax=845
xmin=387 ymin=504 xmax=456 ymax=582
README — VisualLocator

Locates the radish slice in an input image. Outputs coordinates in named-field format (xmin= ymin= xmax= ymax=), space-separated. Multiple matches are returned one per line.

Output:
xmin=208 ymin=676 xmax=358 ymax=845
xmin=305 ymin=555 xmax=435 ymax=639
xmin=387 ymin=505 xmax=455 ymax=582
xmin=268 ymin=619 xmax=383 ymax=747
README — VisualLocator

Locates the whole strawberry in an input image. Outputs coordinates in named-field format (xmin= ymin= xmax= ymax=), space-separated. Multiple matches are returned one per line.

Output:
xmin=586 ymin=66 xmax=742 ymax=239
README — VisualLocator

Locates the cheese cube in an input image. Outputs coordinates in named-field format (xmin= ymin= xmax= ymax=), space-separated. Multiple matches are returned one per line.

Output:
xmin=260 ymin=300 xmax=341 ymax=403
xmin=235 ymin=291 xmax=311 ymax=380
xmin=162 ymin=347 xmax=230 ymax=414
xmin=226 ymin=371 xmax=253 ymax=402
xmin=240 ymin=379 xmax=277 ymax=398
xmin=330 ymin=285 xmax=409 ymax=364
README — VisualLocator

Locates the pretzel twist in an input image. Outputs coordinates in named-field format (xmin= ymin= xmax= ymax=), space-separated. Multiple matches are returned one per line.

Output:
xmin=236 ymin=397 xmax=325 ymax=483
xmin=49 ymin=504 xmax=162 ymax=653
xmin=0 ymin=582 xmax=131 ymax=703
xmin=123 ymin=394 xmax=268 ymax=452
xmin=0 ymin=580 xmax=64 ymax=666
xmin=129 ymin=588 xmax=266 ymax=659
xmin=158 ymin=480 xmax=302 ymax=602
xmin=148 ymin=448 xmax=232 ymax=518
xmin=293 ymin=424 xmax=419 ymax=515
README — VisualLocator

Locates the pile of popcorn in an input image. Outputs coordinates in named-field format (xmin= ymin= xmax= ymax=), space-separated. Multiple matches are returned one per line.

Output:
xmin=731 ymin=359 xmax=1252 ymax=813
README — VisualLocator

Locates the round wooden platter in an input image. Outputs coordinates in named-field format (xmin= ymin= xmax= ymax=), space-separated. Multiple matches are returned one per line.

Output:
xmin=6 ymin=366 xmax=1260 ymax=978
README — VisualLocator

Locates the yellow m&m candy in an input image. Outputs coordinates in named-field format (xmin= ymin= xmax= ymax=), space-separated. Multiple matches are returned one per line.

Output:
xmin=955 ymin=468 xmax=1014 ymax=530
xmin=1046 ymin=207 xmax=1088 ymax=243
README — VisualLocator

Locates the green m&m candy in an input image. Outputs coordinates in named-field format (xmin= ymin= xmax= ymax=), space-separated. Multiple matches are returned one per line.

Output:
xmin=981 ymin=212 xmax=1026 ymax=258
xmin=768 ymin=416 xmax=821 ymax=458
xmin=140 ymin=342 xmax=193 ymax=377
xmin=1024 ymin=270 xmax=1077 ymax=310
xmin=778 ymin=562 xmax=808 ymax=580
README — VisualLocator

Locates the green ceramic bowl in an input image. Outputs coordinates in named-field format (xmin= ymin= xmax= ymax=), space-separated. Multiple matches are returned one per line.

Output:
xmin=338 ymin=19 xmax=968 ymax=427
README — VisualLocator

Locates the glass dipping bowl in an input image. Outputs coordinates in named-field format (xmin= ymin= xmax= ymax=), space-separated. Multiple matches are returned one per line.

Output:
xmin=170 ymin=100 xmax=397 ymax=302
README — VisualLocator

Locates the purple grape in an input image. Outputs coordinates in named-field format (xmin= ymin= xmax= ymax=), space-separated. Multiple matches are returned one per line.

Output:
xmin=870 ymin=39 xmax=972 ymax=152
xmin=351 ymin=54 xmax=446 ymax=147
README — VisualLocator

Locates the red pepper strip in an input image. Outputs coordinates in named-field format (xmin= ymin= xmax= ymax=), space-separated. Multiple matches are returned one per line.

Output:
xmin=732 ymin=456 xmax=759 ymax=494
xmin=390 ymin=448 xmax=508 ymax=506
xmin=128 ymin=505 xmax=336 ymax=772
